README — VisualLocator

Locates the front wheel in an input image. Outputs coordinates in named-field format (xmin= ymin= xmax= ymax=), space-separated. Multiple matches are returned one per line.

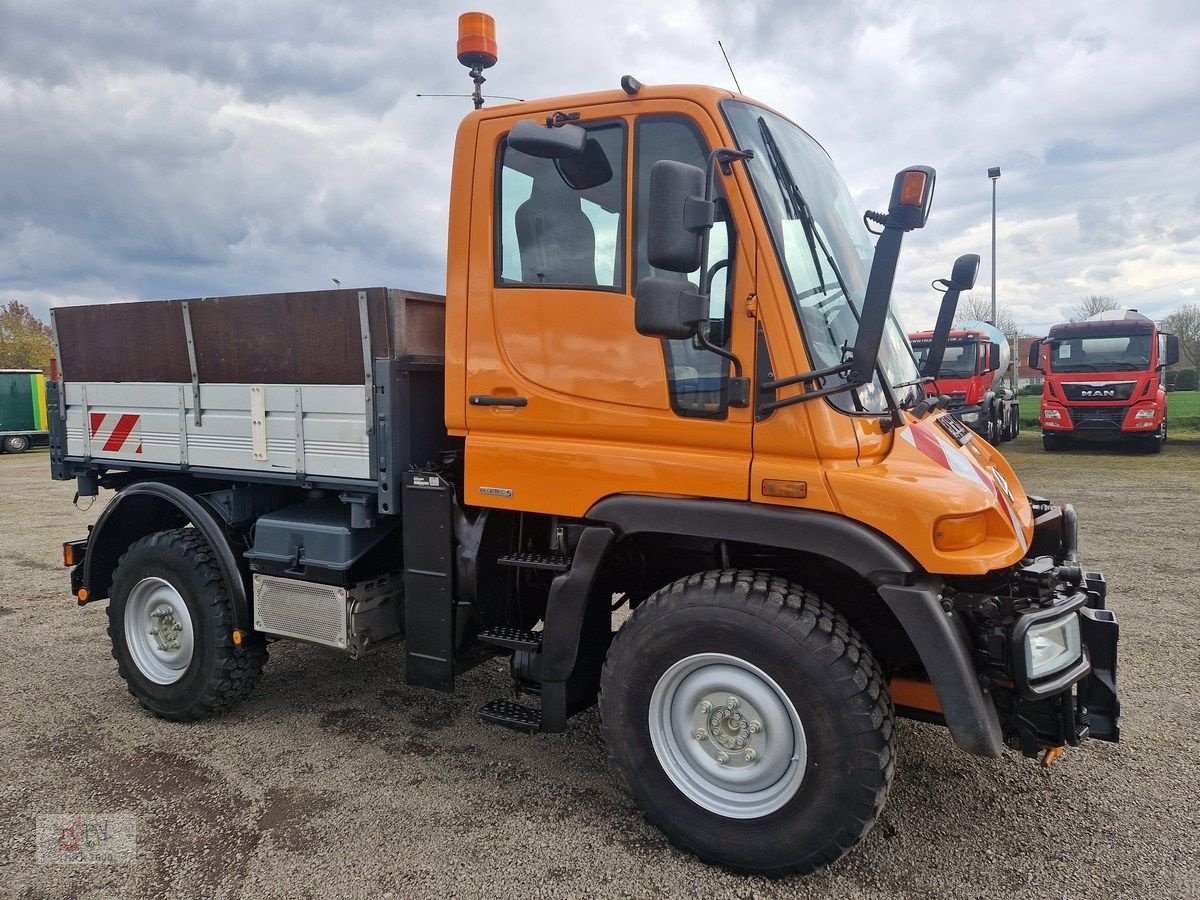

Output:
xmin=108 ymin=528 xmax=267 ymax=720
xmin=1043 ymin=433 xmax=1070 ymax=451
xmin=599 ymin=570 xmax=894 ymax=876
xmin=2 ymin=435 xmax=30 ymax=453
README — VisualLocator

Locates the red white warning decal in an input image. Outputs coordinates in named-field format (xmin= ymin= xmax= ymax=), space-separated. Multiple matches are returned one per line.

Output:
xmin=89 ymin=412 xmax=143 ymax=455
xmin=899 ymin=421 xmax=1027 ymax=551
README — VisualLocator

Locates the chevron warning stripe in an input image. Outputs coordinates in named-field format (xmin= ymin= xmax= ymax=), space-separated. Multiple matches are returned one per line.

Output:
xmin=89 ymin=412 xmax=143 ymax=454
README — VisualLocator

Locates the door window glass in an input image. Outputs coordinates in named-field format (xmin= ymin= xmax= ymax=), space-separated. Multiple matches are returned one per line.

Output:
xmin=496 ymin=123 xmax=625 ymax=289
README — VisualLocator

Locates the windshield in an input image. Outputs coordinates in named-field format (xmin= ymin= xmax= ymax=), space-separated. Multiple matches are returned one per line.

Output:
xmin=1049 ymin=334 xmax=1153 ymax=373
xmin=912 ymin=339 xmax=978 ymax=379
xmin=722 ymin=100 xmax=921 ymax=413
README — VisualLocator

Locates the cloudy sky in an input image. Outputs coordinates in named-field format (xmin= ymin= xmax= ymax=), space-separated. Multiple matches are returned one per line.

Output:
xmin=2 ymin=0 xmax=1198 ymax=335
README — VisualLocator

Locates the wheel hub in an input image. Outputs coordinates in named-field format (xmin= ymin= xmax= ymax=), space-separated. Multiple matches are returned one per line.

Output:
xmin=649 ymin=653 xmax=808 ymax=819
xmin=124 ymin=577 xmax=195 ymax=685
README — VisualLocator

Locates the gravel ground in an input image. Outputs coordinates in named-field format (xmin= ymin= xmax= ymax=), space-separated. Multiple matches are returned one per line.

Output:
xmin=2 ymin=433 xmax=1198 ymax=900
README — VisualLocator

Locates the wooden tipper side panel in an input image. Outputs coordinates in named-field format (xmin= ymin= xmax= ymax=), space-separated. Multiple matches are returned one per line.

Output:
xmin=54 ymin=288 xmax=443 ymax=384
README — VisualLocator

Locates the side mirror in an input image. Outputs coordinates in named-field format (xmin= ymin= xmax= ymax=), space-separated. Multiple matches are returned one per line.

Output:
xmin=1027 ymin=339 xmax=1044 ymax=373
xmin=647 ymin=160 xmax=712 ymax=273
xmin=508 ymin=119 xmax=587 ymax=159
xmin=634 ymin=277 xmax=706 ymax=340
xmin=850 ymin=166 xmax=938 ymax=386
xmin=950 ymin=254 xmax=980 ymax=290
xmin=1163 ymin=333 xmax=1180 ymax=368
xmin=988 ymin=341 xmax=1001 ymax=372
xmin=922 ymin=253 xmax=979 ymax=379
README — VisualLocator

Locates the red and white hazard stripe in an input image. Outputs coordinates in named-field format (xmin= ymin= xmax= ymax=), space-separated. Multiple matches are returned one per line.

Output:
xmin=89 ymin=412 xmax=142 ymax=455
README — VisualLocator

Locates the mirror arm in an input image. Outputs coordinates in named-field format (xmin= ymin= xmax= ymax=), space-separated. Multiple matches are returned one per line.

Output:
xmin=758 ymin=377 xmax=859 ymax=413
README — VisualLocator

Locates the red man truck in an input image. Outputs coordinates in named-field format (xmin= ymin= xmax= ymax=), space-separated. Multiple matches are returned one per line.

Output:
xmin=1028 ymin=310 xmax=1179 ymax=453
xmin=909 ymin=320 xmax=1020 ymax=444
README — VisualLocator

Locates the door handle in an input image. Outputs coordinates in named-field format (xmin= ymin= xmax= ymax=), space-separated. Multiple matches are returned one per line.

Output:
xmin=469 ymin=395 xmax=528 ymax=408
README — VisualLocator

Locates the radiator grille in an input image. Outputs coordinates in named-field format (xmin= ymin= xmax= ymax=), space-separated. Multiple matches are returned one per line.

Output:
xmin=1067 ymin=405 xmax=1129 ymax=429
xmin=253 ymin=574 xmax=347 ymax=648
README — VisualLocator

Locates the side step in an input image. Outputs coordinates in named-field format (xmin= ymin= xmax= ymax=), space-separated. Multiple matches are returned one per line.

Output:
xmin=478 ymin=698 xmax=541 ymax=733
xmin=495 ymin=552 xmax=570 ymax=572
xmin=476 ymin=626 xmax=542 ymax=652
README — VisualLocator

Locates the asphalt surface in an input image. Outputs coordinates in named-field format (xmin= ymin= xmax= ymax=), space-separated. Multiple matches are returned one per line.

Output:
xmin=2 ymin=433 xmax=1198 ymax=899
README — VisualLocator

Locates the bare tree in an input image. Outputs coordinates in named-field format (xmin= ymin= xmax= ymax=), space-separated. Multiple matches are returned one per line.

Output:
xmin=955 ymin=291 xmax=1018 ymax=336
xmin=1070 ymin=294 xmax=1121 ymax=321
xmin=1162 ymin=302 xmax=1200 ymax=372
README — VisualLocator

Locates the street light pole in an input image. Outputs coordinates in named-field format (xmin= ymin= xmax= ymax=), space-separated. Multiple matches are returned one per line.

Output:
xmin=988 ymin=166 xmax=1001 ymax=327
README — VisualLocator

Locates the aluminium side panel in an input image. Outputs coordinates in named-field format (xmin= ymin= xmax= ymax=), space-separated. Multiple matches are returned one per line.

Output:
xmin=63 ymin=381 xmax=370 ymax=480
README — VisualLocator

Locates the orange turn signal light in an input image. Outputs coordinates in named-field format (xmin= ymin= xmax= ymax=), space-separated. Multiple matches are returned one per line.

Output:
xmin=76 ymin=587 xmax=89 ymax=602
xmin=62 ymin=541 xmax=82 ymax=567
xmin=761 ymin=479 xmax=808 ymax=499
xmin=457 ymin=12 xmax=498 ymax=69
xmin=934 ymin=512 xmax=987 ymax=552
xmin=898 ymin=170 xmax=928 ymax=207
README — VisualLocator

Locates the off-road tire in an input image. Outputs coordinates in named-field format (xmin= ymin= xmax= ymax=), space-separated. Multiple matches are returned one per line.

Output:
xmin=107 ymin=528 xmax=267 ymax=720
xmin=598 ymin=570 xmax=894 ymax=876
xmin=2 ymin=435 xmax=30 ymax=453
xmin=1042 ymin=433 xmax=1070 ymax=451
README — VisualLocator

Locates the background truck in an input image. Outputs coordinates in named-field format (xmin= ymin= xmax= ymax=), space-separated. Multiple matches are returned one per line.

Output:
xmin=910 ymin=320 xmax=1020 ymax=444
xmin=1028 ymin=309 xmax=1179 ymax=452
xmin=46 ymin=59 xmax=1119 ymax=876
xmin=0 ymin=368 xmax=49 ymax=453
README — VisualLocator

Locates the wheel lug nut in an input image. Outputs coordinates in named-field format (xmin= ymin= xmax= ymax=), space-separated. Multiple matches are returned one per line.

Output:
xmin=744 ymin=749 xmax=756 ymax=762
xmin=716 ymin=751 xmax=729 ymax=765
xmin=735 ymin=737 xmax=745 ymax=748
xmin=694 ymin=729 xmax=707 ymax=741
xmin=728 ymin=696 xmax=740 ymax=709
xmin=699 ymin=701 xmax=712 ymax=714
xmin=749 ymin=720 xmax=762 ymax=733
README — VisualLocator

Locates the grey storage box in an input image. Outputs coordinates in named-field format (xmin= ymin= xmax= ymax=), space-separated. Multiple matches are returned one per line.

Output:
xmin=245 ymin=498 xmax=399 ymax=571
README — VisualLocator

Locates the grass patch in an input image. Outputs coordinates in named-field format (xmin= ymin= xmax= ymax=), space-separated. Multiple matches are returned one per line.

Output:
xmin=1018 ymin=390 xmax=1200 ymax=431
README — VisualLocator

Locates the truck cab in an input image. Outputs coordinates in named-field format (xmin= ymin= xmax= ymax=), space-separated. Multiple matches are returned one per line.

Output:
xmin=909 ymin=324 xmax=1019 ymax=443
xmin=49 ymin=78 xmax=1120 ymax=877
xmin=1029 ymin=309 xmax=1179 ymax=452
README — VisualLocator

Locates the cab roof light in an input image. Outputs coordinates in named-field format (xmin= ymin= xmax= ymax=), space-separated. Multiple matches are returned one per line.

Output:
xmin=457 ymin=12 xmax=498 ymax=70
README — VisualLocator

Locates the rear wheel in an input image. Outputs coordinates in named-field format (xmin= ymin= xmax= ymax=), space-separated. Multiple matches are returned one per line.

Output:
xmin=2 ymin=435 xmax=30 ymax=453
xmin=599 ymin=570 xmax=894 ymax=876
xmin=108 ymin=528 xmax=267 ymax=720
xmin=1043 ymin=433 xmax=1070 ymax=451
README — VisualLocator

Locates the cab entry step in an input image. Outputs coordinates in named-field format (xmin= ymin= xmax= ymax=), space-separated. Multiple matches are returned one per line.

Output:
xmin=495 ymin=552 xmax=570 ymax=572
xmin=478 ymin=698 xmax=542 ymax=733
xmin=477 ymin=626 xmax=543 ymax=652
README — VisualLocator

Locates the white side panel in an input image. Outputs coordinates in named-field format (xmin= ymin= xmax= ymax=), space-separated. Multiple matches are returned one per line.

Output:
xmin=64 ymin=381 xmax=370 ymax=480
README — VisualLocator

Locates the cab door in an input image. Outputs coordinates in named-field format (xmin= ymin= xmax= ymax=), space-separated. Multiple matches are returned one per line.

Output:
xmin=463 ymin=102 xmax=756 ymax=517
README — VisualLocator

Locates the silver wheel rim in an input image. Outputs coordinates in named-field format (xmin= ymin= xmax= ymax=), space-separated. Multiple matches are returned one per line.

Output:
xmin=648 ymin=652 xmax=807 ymax=819
xmin=124 ymin=577 xmax=195 ymax=685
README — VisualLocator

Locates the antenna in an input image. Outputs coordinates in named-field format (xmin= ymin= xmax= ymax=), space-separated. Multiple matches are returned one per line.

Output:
xmin=718 ymin=40 xmax=743 ymax=94
xmin=331 ymin=278 xmax=341 ymax=288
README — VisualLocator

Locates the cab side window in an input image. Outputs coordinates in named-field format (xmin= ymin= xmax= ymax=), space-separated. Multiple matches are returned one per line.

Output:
xmin=496 ymin=123 xmax=626 ymax=289
xmin=635 ymin=117 xmax=736 ymax=419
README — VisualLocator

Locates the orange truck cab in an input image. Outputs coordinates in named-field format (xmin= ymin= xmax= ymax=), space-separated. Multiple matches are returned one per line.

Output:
xmin=50 ymin=71 xmax=1120 ymax=876
xmin=1028 ymin=310 xmax=1179 ymax=452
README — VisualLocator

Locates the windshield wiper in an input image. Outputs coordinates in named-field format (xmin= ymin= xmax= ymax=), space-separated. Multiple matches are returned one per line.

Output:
xmin=757 ymin=117 xmax=851 ymax=302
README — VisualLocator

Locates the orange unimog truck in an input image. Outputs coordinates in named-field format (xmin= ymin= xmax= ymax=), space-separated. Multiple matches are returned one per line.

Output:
xmin=47 ymin=16 xmax=1119 ymax=877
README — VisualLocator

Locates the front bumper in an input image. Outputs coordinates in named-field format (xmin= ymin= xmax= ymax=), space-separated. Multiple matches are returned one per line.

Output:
xmin=951 ymin=498 xmax=1120 ymax=755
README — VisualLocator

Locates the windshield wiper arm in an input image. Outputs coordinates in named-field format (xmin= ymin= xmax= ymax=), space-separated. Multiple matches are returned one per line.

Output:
xmin=757 ymin=117 xmax=853 ymax=302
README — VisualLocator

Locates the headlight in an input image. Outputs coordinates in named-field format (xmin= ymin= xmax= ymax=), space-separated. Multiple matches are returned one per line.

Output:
xmin=959 ymin=411 xmax=980 ymax=422
xmin=1043 ymin=409 xmax=1061 ymax=420
xmin=1024 ymin=613 xmax=1082 ymax=679
xmin=1134 ymin=408 xmax=1156 ymax=420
